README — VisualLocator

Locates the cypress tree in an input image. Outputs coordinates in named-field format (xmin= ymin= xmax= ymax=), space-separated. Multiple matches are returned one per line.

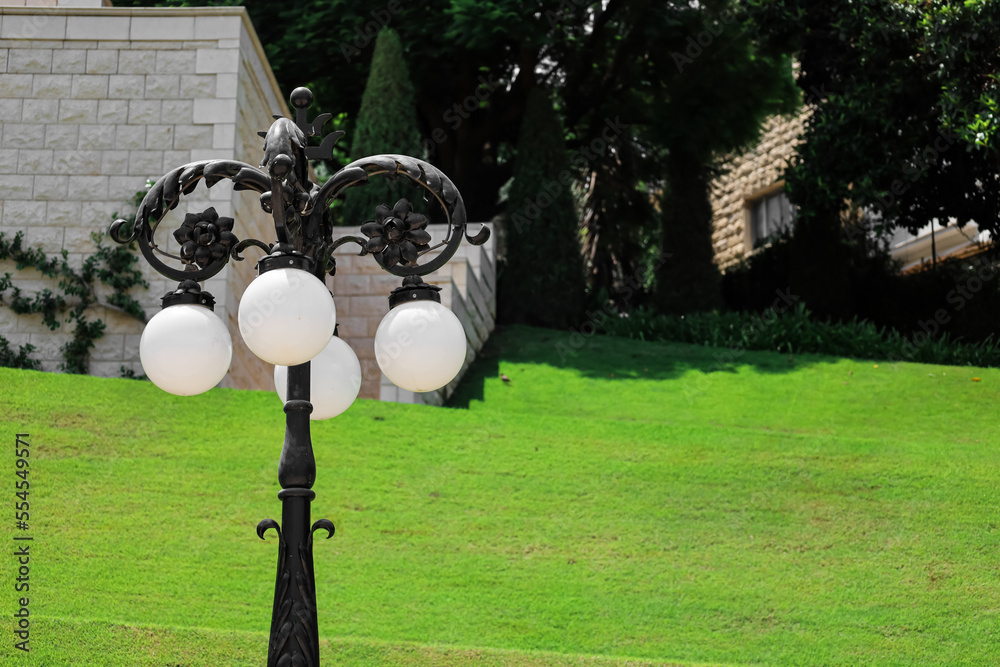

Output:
xmin=498 ymin=89 xmax=586 ymax=328
xmin=341 ymin=28 xmax=424 ymax=227
xmin=653 ymin=150 xmax=724 ymax=314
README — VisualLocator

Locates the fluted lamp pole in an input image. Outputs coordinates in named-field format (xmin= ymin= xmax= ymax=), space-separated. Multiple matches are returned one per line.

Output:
xmin=110 ymin=87 xmax=489 ymax=667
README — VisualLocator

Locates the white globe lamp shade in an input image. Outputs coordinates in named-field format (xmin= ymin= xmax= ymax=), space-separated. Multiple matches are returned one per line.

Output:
xmin=374 ymin=299 xmax=466 ymax=393
xmin=238 ymin=266 xmax=335 ymax=366
xmin=140 ymin=303 xmax=232 ymax=396
xmin=274 ymin=336 xmax=362 ymax=420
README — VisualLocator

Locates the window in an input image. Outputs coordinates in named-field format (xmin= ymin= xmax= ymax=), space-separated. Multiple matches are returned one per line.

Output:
xmin=748 ymin=188 xmax=795 ymax=247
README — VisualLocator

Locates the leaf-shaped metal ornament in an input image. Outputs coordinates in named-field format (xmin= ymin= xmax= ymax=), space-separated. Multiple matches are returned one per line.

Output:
xmin=256 ymin=518 xmax=281 ymax=540
xmin=382 ymin=244 xmax=401 ymax=268
xmin=406 ymin=213 xmax=428 ymax=231
xmin=311 ymin=519 xmax=335 ymax=540
xmin=405 ymin=229 xmax=431 ymax=246
xmin=194 ymin=246 xmax=212 ymax=267
xmin=173 ymin=226 xmax=192 ymax=244
xmin=399 ymin=241 xmax=418 ymax=265
xmin=365 ymin=236 xmax=388 ymax=253
xmin=392 ymin=198 xmax=411 ymax=219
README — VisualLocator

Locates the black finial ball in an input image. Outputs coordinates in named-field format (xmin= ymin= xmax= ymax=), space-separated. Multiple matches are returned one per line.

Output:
xmin=270 ymin=154 xmax=293 ymax=179
xmin=290 ymin=87 xmax=313 ymax=109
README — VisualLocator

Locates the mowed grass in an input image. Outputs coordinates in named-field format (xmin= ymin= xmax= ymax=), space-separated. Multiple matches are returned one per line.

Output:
xmin=2 ymin=324 xmax=1000 ymax=666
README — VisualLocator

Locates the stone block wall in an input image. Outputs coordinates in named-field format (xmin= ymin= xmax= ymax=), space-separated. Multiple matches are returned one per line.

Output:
xmin=0 ymin=5 xmax=281 ymax=388
xmin=709 ymin=111 xmax=807 ymax=270
xmin=0 ymin=4 xmax=496 ymax=404
xmin=1 ymin=2 xmax=111 ymax=8
xmin=709 ymin=108 xmax=979 ymax=275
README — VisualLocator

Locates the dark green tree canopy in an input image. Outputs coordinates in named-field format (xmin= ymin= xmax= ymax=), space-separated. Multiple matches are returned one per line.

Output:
xmin=116 ymin=0 xmax=798 ymax=311
xmin=744 ymin=0 xmax=1000 ymax=237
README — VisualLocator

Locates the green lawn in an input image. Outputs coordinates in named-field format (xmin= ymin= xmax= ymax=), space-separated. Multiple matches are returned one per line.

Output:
xmin=2 ymin=324 xmax=999 ymax=666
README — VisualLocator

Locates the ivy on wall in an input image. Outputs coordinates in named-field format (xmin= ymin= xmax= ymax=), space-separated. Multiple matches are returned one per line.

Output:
xmin=0 ymin=335 xmax=40 ymax=371
xmin=0 ymin=190 xmax=150 ymax=374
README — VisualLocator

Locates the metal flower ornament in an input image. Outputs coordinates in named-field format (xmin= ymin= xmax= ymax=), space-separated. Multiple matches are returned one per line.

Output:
xmin=109 ymin=87 xmax=488 ymax=667
xmin=173 ymin=207 xmax=237 ymax=269
xmin=361 ymin=199 xmax=431 ymax=266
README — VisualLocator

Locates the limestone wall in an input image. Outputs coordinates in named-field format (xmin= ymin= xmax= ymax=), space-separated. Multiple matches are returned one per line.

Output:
xmin=1 ymin=2 xmax=111 ymax=8
xmin=0 ymin=6 xmax=279 ymax=387
xmin=709 ymin=111 xmax=807 ymax=270
xmin=0 ymin=4 xmax=495 ymax=405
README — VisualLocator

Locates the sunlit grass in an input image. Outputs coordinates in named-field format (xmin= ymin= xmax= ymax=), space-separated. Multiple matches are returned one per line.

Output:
xmin=1 ymin=324 xmax=998 ymax=665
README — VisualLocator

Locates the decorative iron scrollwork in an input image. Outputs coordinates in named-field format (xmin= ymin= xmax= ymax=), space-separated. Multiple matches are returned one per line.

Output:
xmin=173 ymin=207 xmax=237 ymax=269
xmin=257 ymin=519 xmax=281 ymax=541
xmin=109 ymin=159 xmax=271 ymax=283
xmin=310 ymin=519 xmax=335 ymax=543
xmin=258 ymin=513 xmax=332 ymax=667
xmin=360 ymin=199 xmax=431 ymax=267
xmin=110 ymin=86 xmax=489 ymax=285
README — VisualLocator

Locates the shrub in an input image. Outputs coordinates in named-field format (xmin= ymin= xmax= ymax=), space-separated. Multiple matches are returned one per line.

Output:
xmin=601 ymin=303 xmax=1000 ymax=367
xmin=722 ymin=231 xmax=1000 ymax=346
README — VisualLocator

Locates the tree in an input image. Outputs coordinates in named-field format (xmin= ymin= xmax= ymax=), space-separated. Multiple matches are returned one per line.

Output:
xmin=743 ymin=0 xmax=1000 ymax=318
xmin=499 ymin=89 xmax=585 ymax=328
xmin=636 ymin=6 xmax=798 ymax=313
xmin=654 ymin=159 xmax=724 ymax=314
xmin=340 ymin=28 xmax=424 ymax=227
xmin=117 ymin=0 xmax=798 ymax=313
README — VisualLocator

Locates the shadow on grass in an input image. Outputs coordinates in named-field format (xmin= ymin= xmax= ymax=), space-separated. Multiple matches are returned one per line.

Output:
xmin=448 ymin=324 xmax=837 ymax=409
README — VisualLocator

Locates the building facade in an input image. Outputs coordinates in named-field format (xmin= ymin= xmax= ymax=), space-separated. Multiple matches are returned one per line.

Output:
xmin=0 ymin=2 xmax=495 ymax=404
xmin=709 ymin=112 xmax=806 ymax=271
xmin=709 ymin=110 xmax=988 ymax=273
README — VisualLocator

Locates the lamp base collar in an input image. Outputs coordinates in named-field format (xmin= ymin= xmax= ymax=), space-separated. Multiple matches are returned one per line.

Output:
xmin=388 ymin=275 xmax=442 ymax=309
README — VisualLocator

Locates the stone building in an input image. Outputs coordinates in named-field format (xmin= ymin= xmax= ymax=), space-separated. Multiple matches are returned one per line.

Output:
xmin=709 ymin=110 xmax=988 ymax=274
xmin=709 ymin=112 xmax=807 ymax=271
xmin=0 ymin=2 xmax=495 ymax=405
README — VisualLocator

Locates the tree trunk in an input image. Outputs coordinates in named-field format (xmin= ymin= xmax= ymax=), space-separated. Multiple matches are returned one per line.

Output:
xmin=654 ymin=154 xmax=723 ymax=314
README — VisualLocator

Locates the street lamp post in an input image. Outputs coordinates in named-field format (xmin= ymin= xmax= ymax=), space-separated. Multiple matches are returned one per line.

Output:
xmin=109 ymin=86 xmax=488 ymax=667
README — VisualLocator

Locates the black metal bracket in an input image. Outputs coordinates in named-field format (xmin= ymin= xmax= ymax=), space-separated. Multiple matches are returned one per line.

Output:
xmin=257 ymin=252 xmax=314 ymax=276
xmin=388 ymin=275 xmax=442 ymax=309
xmin=160 ymin=280 xmax=216 ymax=310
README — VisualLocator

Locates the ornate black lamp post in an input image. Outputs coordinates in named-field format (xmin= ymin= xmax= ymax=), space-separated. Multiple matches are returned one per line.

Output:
xmin=109 ymin=87 xmax=488 ymax=667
